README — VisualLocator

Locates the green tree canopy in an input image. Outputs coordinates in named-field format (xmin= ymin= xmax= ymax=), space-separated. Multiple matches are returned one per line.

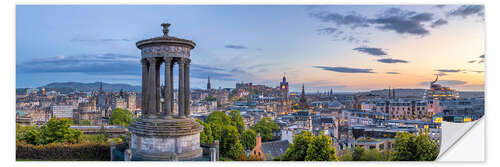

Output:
xmin=205 ymin=96 xmax=217 ymax=102
xmin=338 ymin=150 xmax=353 ymax=161
xmin=340 ymin=146 xmax=390 ymax=161
xmin=109 ymin=108 xmax=135 ymax=127
xmin=199 ymin=111 xmax=246 ymax=160
xmin=282 ymin=131 xmax=338 ymax=161
xmin=17 ymin=118 xmax=83 ymax=145
xmin=220 ymin=125 xmax=244 ymax=159
xmin=282 ymin=131 xmax=315 ymax=161
xmin=352 ymin=146 xmax=365 ymax=161
xmin=390 ymin=131 xmax=439 ymax=161
xmin=197 ymin=119 xmax=214 ymax=144
xmin=229 ymin=110 xmax=245 ymax=134
xmin=251 ymin=117 xmax=279 ymax=141
xmin=305 ymin=134 xmax=338 ymax=161
xmin=206 ymin=111 xmax=231 ymax=125
xmin=80 ymin=120 xmax=91 ymax=126
xmin=240 ymin=129 xmax=257 ymax=150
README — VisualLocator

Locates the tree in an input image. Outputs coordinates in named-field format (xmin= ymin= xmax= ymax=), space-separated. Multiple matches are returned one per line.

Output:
xmin=251 ymin=117 xmax=279 ymax=141
xmin=199 ymin=111 xmax=246 ymax=160
xmin=391 ymin=131 xmax=439 ymax=161
xmin=206 ymin=111 xmax=231 ymax=125
xmin=16 ymin=124 xmax=43 ymax=145
xmin=282 ymin=131 xmax=315 ymax=161
xmin=229 ymin=110 xmax=245 ymax=134
xmin=352 ymin=146 xmax=365 ymax=161
xmin=340 ymin=146 xmax=390 ymax=161
xmin=197 ymin=119 xmax=213 ymax=144
xmin=40 ymin=118 xmax=83 ymax=145
xmin=80 ymin=120 xmax=91 ymax=126
xmin=17 ymin=118 xmax=83 ymax=145
xmin=220 ymin=125 xmax=244 ymax=159
xmin=305 ymin=134 xmax=338 ymax=161
xmin=241 ymin=129 xmax=257 ymax=150
xmin=109 ymin=108 xmax=135 ymax=127
xmin=205 ymin=96 xmax=217 ymax=101
xmin=82 ymin=134 xmax=106 ymax=143
xmin=338 ymin=150 xmax=353 ymax=161
xmin=360 ymin=148 xmax=387 ymax=161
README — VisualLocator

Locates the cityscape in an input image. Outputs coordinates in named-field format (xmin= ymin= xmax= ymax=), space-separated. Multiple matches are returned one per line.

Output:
xmin=16 ymin=5 xmax=484 ymax=161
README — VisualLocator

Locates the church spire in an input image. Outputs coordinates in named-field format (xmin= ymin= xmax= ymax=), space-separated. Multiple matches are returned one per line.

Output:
xmin=300 ymin=84 xmax=308 ymax=109
xmin=393 ymin=88 xmax=396 ymax=99
xmin=207 ymin=75 xmax=211 ymax=90
xmin=388 ymin=86 xmax=391 ymax=99
xmin=301 ymin=84 xmax=305 ymax=96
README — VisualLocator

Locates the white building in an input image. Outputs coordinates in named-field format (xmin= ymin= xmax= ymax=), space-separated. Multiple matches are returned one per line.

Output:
xmin=52 ymin=105 xmax=74 ymax=119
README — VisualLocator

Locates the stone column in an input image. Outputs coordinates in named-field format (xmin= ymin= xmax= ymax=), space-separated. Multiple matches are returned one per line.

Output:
xmin=170 ymin=61 xmax=174 ymax=117
xmin=148 ymin=58 xmax=157 ymax=118
xmin=184 ymin=59 xmax=191 ymax=117
xmin=141 ymin=59 xmax=148 ymax=117
xmin=163 ymin=57 xmax=173 ymax=118
xmin=178 ymin=58 xmax=185 ymax=118
xmin=156 ymin=58 xmax=161 ymax=115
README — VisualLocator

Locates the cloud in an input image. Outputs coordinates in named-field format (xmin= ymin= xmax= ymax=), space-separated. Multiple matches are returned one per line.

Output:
xmin=229 ymin=67 xmax=254 ymax=77
xmin=431 ymin=18 xmax=448 ymax=28
xmin=190 ymin=65 xmax=235 ymax=81
xmin=311 ymin=7 xmax=442 ymax=44
xmin=317 ymin=27 xmax=369 ymax=43
xmin=317 ymin=27 xmax=340 ymax=35
xmin=369 ymin=8 xmax=434 ymax=36
xmin=310 ymin=12 xmax=370 ymax=29
xmin=386 ymin=72 xmax=400 ymax=74
xmin=353 ymin=47 xmax=387 ymax=56
xmin=313 ymin=66 xmax=375 ymax=73
xmin=420 ymin=80 xmax=467 ymax=86
xmin=17 ymin=53 xmax=140 ymax=75
xmin=71 ymin=38 xmax=131 ymax=42
xmin=448 ymin=5 xmax=485 ymax=19
xmin=16 ymin=53 xmax=252 ymax=81
xmin=470 ymin=54 xmax=486 ymax=63
xmin=471 ymin=70 xmax=484 ymax=74
xmin=224 ymin=45 xmax=248 ymax=49
xmin=435 ymin=5 xmax=447 ymax=9
xmin=435 ymin=72 xmax=447 ymax=76
xmin=377 ymin=58 xmax=409 ymax=64
xmin=247 ymin=63 xmax=273 ymax=70
xmin=436 ymin=69 xmax=465 ymax=73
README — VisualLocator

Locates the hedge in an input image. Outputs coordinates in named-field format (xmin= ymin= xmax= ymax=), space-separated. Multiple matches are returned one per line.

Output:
xmin=16 ymin=141 xmax=112 ymax=161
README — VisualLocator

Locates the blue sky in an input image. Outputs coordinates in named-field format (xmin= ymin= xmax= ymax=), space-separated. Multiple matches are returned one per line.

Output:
xmin=16 ymin=5 xmax=485 ymax=92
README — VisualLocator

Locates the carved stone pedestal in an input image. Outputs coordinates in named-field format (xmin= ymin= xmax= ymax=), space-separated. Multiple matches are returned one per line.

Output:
xmin=128 ymin=118 xmax=203 ymax=161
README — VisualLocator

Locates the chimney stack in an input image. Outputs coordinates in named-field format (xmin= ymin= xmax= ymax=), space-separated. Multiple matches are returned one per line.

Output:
xmin=256 ymin=133 xmax=262 ymax=147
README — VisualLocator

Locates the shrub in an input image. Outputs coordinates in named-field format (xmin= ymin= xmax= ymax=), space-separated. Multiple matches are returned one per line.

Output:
xmin=16 ymin=141 xmax=111 ymax=161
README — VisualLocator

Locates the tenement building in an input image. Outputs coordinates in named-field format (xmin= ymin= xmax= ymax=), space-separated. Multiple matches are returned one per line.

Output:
xmin=128 ymin=23 xmax=203 ymax=161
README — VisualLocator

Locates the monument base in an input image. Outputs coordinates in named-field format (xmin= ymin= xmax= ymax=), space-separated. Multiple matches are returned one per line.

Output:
xmin=128 ymin=117 xmax=203 ymax=161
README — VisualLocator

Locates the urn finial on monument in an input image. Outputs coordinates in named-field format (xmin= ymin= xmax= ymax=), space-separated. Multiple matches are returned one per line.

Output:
xmin=161 ymin=23 xmax=171 ymax=36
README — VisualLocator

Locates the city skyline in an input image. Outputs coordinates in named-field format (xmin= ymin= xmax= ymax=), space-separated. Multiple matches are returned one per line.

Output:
xmin=16 ymin=5 xmax=485 ymax=92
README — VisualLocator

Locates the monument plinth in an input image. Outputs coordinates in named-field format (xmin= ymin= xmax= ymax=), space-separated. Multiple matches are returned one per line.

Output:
xmin=128 ymin=23 xmax=202 ymax=161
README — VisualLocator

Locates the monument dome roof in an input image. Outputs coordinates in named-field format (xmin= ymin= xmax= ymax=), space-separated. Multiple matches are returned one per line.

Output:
xmin=136 ymin=23 xmax=196 ymax=49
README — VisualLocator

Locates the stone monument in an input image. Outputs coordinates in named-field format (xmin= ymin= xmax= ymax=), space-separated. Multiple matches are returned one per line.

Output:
xmin=128 ymin=23 xmax=203 ymax=161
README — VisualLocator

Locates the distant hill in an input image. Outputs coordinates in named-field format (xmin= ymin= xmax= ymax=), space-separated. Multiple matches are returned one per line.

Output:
xmin=39 ymin=82 xmax=141 ymax=93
